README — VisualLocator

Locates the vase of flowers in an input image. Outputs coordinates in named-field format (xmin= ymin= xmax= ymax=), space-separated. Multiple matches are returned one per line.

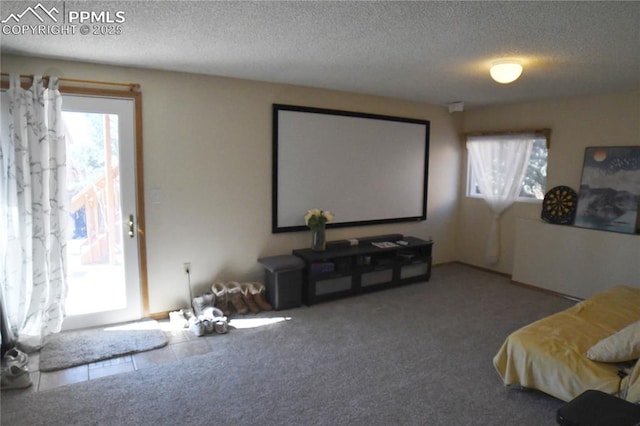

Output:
xmin=304 ymin=209 xmax=334 ymax=252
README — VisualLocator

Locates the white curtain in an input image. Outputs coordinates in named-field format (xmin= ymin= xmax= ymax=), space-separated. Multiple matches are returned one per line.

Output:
xmin=0 ymin=75 xmax=67 ymax=352
xmin=467 ymin=133 xmax=534 ymax=265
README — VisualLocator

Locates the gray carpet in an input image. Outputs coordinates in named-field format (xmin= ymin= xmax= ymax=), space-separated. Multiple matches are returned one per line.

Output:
xmin=1 ymin=264 xmax=575 ymax=425
xmin=39 ymin=320 xmax=168 ymax=371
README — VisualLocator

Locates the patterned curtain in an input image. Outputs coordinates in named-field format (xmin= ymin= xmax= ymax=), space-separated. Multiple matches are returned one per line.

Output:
xmin=0 ymin=74 xmax=67 ymax=352
xmin=467 ymin=134 xmax=534 ymax=265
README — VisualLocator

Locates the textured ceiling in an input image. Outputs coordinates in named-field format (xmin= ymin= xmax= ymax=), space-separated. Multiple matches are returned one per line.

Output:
xmin=1 ymin=1 xmax=639 ymax=108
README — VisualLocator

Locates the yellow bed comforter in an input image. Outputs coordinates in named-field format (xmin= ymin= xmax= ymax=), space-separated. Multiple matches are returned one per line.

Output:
xmin=493 ymin=285 xmax=640 ymax=402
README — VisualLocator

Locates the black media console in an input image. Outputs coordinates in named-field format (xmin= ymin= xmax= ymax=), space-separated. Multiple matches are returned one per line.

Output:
xmin=292 ymin=235 xmax=433 ymax=305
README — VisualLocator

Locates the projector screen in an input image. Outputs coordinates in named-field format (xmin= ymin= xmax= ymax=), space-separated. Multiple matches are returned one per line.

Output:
xmin=272 ymin=104 xmax=430 ymax=233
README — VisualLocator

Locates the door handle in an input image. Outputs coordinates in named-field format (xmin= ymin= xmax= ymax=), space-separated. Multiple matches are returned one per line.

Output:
xmin=128 ymin=214 xmax=135 ymax=238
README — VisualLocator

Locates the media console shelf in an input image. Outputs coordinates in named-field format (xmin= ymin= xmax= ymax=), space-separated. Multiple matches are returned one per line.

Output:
xmin=292 ymin=236 xmax=433 ymax=305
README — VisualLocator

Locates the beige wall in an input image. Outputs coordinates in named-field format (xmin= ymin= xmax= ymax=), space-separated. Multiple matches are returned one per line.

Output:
xmin=5 ymin=54 xmax=637 ymax=312
xmin=458 ymin=91 xmax=640 ymax=274
xmin=512 ymin=218 xmax=640 ymax=298
xmin=1 ymin=55 xmax=462 ymax=314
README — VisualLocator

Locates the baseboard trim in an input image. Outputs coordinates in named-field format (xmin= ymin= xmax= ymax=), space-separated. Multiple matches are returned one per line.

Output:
xmin=146 ymin=261 xmax=580 ymax=319
xmin=147 ymin=311 xmax=171 ymax=321
xmin=449 ymin=261 xmax=511 ymax=277
xmin=453 ymin=261 xmax=582 ymax=302
xmin=509 ymin=279 xmax=582 ymax=302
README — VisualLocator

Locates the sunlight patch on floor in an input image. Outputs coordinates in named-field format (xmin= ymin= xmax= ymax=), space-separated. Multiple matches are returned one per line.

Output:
xmin=229 ymin=316 xmax=291 ymax=329
xmin=99 ymin=316 xmax=293 ymax=333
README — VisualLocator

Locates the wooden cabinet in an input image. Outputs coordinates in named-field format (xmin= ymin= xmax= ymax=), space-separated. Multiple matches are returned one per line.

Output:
xmin=293 ymin=236 xmax=433 ymax=305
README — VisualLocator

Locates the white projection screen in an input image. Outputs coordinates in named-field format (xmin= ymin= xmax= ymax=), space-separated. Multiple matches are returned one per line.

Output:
xmin=273 ymin=104 xmax=430 ymax=233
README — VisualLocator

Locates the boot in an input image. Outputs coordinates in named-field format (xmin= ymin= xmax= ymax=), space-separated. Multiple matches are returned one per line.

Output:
xmin=192 ymin=291 xmax=215 ymax=317
xmin=226 ymin=282 xmax=248 ymax=315
xmin=250 ymin=282 xmax=273 ymax=311
xmin=211 ymin=282 xmax=231 ymax=316
xmin=241 ymin=283 xmax=260 ymax=313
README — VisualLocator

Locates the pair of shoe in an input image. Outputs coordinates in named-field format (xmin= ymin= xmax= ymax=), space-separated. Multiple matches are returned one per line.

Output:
xmin=189 ymin=314 xmax=229 ymax=337
xmin=211 ymin=282 xmax=272 ymax=315
xmin=241 ymin=283 xmax=273 ymax=314
xmin=211 ymin=282 xmax=235 ymax=316
xmin=188 ymin=294 xmax=229 ymax=337
xmin=1 ymin=348 xmax=32 ymax=390
xmin=169 ymin=308 xmax=193 ymax=328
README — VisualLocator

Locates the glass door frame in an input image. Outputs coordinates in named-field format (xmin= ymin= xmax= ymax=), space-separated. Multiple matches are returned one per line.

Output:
xmin=60 ymin=85 xmax=148 ymax=329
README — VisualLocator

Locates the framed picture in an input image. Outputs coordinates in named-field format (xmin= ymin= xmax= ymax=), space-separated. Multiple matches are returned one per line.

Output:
xmin=574 ymin=146 xmax=640 ymax=234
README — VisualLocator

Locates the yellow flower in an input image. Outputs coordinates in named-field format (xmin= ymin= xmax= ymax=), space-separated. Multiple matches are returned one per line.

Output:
xmin=322 ymin=210 xmax=334 ymax=222
xmin=304 ymin=208 xmax=334 ymax=228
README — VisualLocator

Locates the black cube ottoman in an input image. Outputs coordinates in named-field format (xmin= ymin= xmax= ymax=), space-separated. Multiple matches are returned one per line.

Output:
xmin=556 ymin=390 xmax=640 ymax=426
xmin=257 ymin=255 xmax=305 ymax=310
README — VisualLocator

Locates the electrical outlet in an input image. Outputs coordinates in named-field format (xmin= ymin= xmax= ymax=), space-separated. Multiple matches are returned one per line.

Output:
xmin=183 ymin=262 xmax=190 ymax=274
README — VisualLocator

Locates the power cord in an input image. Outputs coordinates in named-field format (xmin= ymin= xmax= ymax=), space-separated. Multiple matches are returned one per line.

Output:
xmin=186 ymin=266 xmax=193 ymax=306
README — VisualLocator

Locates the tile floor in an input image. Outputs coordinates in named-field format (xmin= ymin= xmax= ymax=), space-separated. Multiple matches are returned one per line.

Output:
xmin=2 ymin=320 xmax=218 ymax=394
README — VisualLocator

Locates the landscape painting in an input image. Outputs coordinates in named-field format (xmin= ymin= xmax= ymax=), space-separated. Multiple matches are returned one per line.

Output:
xmin=574 ymin=146 xmax=640 ymax=234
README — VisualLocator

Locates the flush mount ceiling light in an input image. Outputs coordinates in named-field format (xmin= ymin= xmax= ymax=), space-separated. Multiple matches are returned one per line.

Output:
xmin=490 ymin=61 xmax=523 ymax=84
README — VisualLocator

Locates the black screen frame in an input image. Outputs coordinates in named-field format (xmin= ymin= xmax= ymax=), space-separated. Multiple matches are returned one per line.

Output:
xmin=272 ymin=104 xmax=430 ymax=233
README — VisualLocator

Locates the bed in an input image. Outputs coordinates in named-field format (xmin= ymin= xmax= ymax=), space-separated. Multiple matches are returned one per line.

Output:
xmin=493 ymin=285 xmax=640 ymax=403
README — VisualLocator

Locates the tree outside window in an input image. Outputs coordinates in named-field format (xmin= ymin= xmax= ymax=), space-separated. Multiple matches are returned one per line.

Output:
xmin=468 ymin=137 xmax=547 ymax=200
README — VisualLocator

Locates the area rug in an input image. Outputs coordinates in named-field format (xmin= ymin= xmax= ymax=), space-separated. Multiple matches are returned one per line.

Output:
xmin=38 ymin=320 xmax=168 ymax=371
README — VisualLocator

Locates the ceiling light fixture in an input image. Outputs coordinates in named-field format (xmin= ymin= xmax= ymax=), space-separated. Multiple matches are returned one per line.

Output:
xmin=490 ymin=61 xmax=523 ymax=84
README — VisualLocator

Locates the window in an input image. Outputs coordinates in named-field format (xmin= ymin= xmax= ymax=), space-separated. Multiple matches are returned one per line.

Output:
xmin=467 ymin=135 xmax=548 ymax=201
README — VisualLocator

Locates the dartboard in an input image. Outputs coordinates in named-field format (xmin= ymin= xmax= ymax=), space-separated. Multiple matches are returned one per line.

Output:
xmin=541 ymin=186 xmax=578 ymax=225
